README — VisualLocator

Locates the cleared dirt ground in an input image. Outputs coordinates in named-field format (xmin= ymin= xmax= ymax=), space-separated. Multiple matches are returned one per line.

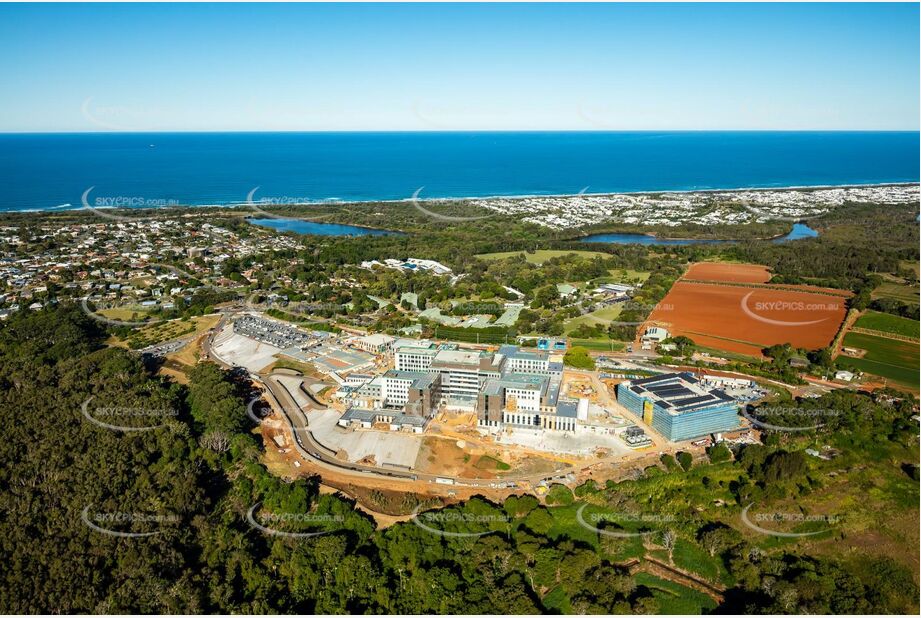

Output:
xmin=646 ymin=275 xmax=850 ymax=357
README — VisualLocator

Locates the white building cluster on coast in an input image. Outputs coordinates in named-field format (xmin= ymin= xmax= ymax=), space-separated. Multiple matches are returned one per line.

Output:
xmin=466 ymin=183 xmax=920 ymax=228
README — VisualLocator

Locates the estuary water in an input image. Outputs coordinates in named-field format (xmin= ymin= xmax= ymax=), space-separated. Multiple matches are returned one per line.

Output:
xmin=580 ymin=222 xmax=821 ymax=245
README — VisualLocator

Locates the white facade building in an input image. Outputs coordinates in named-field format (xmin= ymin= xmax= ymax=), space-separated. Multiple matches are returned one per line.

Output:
xmin=394 ymin=346 xmax=438 ymax=371
xmin=353 ymin=333 xmax=395 ymax=354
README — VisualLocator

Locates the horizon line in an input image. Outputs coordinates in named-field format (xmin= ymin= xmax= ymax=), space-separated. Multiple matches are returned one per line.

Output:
xmin=1 ymin=129 xmax=919 ymax=135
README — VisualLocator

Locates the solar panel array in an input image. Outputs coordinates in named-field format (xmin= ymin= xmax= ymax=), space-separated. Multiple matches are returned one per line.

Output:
xmin=625 ymin=371 xmax=737 ymax=413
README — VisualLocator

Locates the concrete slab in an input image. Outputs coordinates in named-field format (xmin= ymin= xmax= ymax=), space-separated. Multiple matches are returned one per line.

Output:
xmin=493 ymin=425 xmax=633 ymax=457
xmin=211 ymin=327 xmax=280 ymax=372
xmin=309 ymin=409 xmax=422 ymax=469
xmin=275 ymin=375 xmax=316 ymax=409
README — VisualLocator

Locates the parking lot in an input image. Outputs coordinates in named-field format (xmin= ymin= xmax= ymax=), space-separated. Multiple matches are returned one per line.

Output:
xmin=211 ymin=324 xmax=281 ymax=372
xmin=233 ymin=314 xmax=317 ymax=348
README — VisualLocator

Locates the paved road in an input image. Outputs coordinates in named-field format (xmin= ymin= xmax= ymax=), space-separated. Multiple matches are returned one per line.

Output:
xmin=141 ymin=337 xmax=193 ymax=357
xmin=201 ymin=313 xmax=230 ymax=365
xmin=206 ymin=309 xmax=660 ymax=491
xmin=258 ymin=371 xmax=524 ymax=488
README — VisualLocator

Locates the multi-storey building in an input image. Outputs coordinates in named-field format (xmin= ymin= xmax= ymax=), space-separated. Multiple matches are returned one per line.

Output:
xmin=394 ymin=345 xmax=439 ymax=372
xmin=353 ymin=333 xmax=395 ymax=354
xmin=348 ymin=343 xmax=576 ymax=432
xmin=616 ymin=372 xmax=740 ymax=442
xmin=496 ymin=344 xmax=558 ymax=375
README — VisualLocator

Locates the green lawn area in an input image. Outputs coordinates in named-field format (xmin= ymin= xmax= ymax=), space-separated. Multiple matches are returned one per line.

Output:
xmin=475 ymin=249 xmax=610 ymax=264
xmin=872 ymin=282 xmax=920 ymax=304
xmin=633 ymin=572 xmax=718 ymax=614
xmin=839 ymin=332 xmax=919 ymax=390
xmin=98 ymin=306 xmax=155 ymax=321
xmin=128 ymin=276 xmax=157 ymax=287
xmin=591 ymin=268 xmax=651 ymax=283
xmin=265 ymin=356 xmax=324 ymax=378
xmin=568 ymin=338 xmax=626 ymax=352
xmin=691 ymin=344 xmax=763 ymax=363
xmin=540 ymin=586 xmax=572 ymax=614
xmin=564 ymin=304 xmax=624 ymax=334
xmin=854 ymin=310 xmax=919 ymax=338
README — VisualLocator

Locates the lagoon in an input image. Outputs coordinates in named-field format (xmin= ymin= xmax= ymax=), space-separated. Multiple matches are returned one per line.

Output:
xmin=249 ymin=218 xmax=398 ymax=237
xmin=580 ymin=222 xmax=820 ymax=245
xmin=778 ymin=222 xmax=819 ymax=242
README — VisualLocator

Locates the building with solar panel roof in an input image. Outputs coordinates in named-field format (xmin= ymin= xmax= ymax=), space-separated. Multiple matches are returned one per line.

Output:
xmin=616 ymin=372 xmax=740 ymax=441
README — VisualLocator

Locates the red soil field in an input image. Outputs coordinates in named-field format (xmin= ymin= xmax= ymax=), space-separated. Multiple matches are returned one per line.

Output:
xmin=683 ymin=262 xmax=772 ymax=284
xmin=646 ymin=281 xmax=849 ymax=357
xmin=674 ymin=332 xmax=767 ymax=358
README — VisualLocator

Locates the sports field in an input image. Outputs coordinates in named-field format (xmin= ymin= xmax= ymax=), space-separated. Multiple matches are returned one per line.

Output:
xmin=567 ymin=338 xmax=626 ymax=352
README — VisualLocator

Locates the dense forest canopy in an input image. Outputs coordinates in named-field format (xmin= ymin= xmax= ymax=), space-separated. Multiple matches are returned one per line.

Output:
xmin=0 ymin=306 xmax=917 ymax=614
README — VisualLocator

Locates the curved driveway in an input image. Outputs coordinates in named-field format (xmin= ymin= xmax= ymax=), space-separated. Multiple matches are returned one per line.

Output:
xmin=205 ymin=316 xmax=649 ymax=490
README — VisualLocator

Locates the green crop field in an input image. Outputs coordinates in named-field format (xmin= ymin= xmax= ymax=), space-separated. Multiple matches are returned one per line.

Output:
xmin=854 ymin=311 xmax=920 ymax=338
xmin=839 ymin=332 xmax=919 ymax=390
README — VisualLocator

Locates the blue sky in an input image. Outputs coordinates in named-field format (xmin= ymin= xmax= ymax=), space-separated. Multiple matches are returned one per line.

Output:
xmin=0 ymin=2 xmax=918 ymax=131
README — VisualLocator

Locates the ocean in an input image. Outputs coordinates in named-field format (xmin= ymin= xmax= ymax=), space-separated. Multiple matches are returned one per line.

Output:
xmin=0 ymin=131 xmax=917 ymax=212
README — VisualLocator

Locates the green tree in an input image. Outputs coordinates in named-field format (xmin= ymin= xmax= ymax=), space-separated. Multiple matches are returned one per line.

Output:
xmin=563 ymin=346 xmax=595 ymax=370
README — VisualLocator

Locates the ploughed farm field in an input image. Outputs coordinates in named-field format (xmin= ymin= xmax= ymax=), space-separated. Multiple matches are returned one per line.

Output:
xmin=643 ymin=263 xmax=851 ymax=357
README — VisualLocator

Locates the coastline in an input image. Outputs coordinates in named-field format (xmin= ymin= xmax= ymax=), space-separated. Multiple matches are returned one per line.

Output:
xmin=3 ymin=180 xmax=918 ymax=214
xmin=397 ymin=180 xmax=920 ymax=205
